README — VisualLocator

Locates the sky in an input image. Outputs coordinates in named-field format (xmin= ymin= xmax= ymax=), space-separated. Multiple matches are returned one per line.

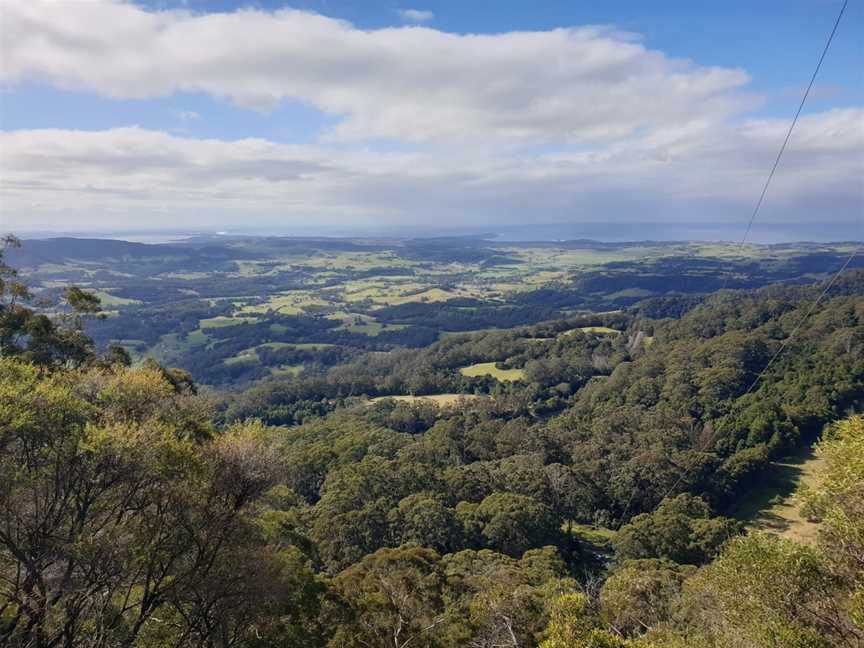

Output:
xmin=0 ymin=0 xmax=862 ymax=239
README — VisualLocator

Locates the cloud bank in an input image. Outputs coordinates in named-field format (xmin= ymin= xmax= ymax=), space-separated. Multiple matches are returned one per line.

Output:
xmin=0 ymin=0 xmax=861 ymax=233
xmin=4 ymin=108 xmax=860 ymax=231
xmin=1 ymin=0 xmax=751 ymax=143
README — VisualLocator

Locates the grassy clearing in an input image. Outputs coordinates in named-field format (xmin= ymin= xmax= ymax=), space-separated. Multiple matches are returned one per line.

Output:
xmin=270 ymin=364 xmax=304 ymax=377
xmin=567 ymin=522 xmax=617 ymax=549
xmin=606 ymin=288 xmax=655 ymax=299
xmin=257 ymin=342 xmax=293 ymax=350
xmin=148 ymin=333 xmax=193 ymax=365
xmin=238 ymin=292 xmax=332 ymax=316
xmin=369 ymin=394 xmax=483 ymax=406
xmin=387 ymin=287 xmax=479 ymax=305
xmin=557 ymin=326 xmax=621 ymax=338
xmin=733 ymin=444 xmax=825 ymax=545
xmin=92 ymin=290 xmax=141 ymax=307
xmin=257 ymin=342 xmax=334 ymax=350
xmin=345 ymin=321 xmax=384 ymax=336
xmin=334 ymin=313 xmax=408 ymax=337
xmin=200 ymin=316 xmax=257 ymax=329
xmin=335 ymin=313 xmax=382 ymax=336
xmin=224 ymin=349 xmax=260 ymax=366
xmin=225 ymin=342 xmax=336 ymax=366
xmin=459 ymin=362 xmax=525 ymax=381
xmin=339 ymin=280 xmax=485 ymax=307
xmin=439 ymin=327 xmax=507 ymax=339
xmin=186 ymin=329 xmax=210 ymax=346
xmin=578 ymin=326 xmax=621 ymax=335
xmin=160 ymin=271 xmax=210 ymax=280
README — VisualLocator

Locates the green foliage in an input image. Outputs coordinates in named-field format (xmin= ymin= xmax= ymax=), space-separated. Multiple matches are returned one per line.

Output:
xmin=600 ymin=560 xmax=696 ymax=637
xmin=0 ymin=238 xmax=132 ymax=369
xmin=2 ymin=240 xmax=863 ymax=648
xmin=330 ymin=546 xmax=447 ymax=648
xmin=443 ymin=546 xmax=576 ymax=647
xmin=458 ymin=492 xmax=562 ymax=558
xmin=678 ymin=533 xmax=843 ymax=647
xmin=806 ymin=416 xmax=864 ymax=576
xmin=540 ymin=592 xmax=645 ymax=648
xmin=613 ymin=495 xmax=742 ymax=565
xmin=0 ymin=359 xmax=320 ymax=648
xmin=388 ymin=494 xmax=463 ymax=553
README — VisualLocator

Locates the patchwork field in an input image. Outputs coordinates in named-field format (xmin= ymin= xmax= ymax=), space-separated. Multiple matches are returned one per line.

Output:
xmin=15 ymin=235 xmax=859 ymax=387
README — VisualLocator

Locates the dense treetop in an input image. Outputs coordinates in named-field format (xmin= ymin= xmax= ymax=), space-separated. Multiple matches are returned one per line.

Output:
xmin=1 ymin=238 xmax=862 ymax=647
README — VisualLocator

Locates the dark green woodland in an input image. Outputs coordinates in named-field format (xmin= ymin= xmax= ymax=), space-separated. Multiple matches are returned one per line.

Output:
xmin=1 ymin=236 xmax=862 ymax=647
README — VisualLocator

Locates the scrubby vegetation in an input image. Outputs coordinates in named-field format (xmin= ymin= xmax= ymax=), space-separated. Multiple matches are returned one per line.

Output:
xmin=1 ymin=238 xmax=862 ymax=647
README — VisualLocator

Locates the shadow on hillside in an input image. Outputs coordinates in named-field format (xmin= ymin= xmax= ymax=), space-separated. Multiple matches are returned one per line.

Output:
xmin=732 ymin=445 xmax=818 ymax=533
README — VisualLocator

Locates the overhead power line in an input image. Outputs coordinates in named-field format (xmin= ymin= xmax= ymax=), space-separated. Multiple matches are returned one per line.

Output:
xmin=743 ymin=245 xmax=861 ymax=396
xmin=642 ymin=1 xmax=855 ymax=514
xmin=722 ymin=0 xmax=849 ymax=289
xmin=654 ymin=245 xmax=860 ymax=508
xmin=736 ymin=0 xmax=853 ymax=393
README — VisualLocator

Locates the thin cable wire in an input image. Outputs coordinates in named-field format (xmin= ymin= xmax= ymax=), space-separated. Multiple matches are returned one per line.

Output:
xmin=743 ymin=245 xmax=861 ymax=395
xmin=721 ymin=0 xmax=848 ymax=289
xmin=632 ymin=2 xmax=852 ymax=514
xmin=652 ymin=248 xmax=862 ymax=508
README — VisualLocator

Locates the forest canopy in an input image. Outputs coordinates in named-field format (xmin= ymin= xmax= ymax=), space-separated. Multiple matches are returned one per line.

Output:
xmin=1 ymin=240 xmax=862 ymax=647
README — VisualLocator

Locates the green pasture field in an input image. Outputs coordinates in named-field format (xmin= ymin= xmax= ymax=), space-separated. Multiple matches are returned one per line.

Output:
xmin=223 ymin=342 xmax=337 ymax=369
xmin=89 ymin=290 xmax=141 ymax=307
xmin=237 ymin=292 xmax=332 ymax=316
xmin=186 ymin=329 xmax=210 ymax=346
xmin=200 ymin=315 xmax=258 ymax=329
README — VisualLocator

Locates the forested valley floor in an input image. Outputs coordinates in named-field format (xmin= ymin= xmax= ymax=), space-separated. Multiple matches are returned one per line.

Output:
xmin=1 ymin=237 xmax=863 ymax=647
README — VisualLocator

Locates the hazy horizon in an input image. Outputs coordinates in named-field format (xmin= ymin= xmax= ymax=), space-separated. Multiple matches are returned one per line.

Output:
xmin=10 ymin=219 xmax=863 ymax=246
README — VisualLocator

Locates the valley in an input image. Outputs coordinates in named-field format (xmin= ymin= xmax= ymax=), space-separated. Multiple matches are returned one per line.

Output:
xmin=2 ymin=235 xmax=862 ymax=648
xmin=10 ymin=235 xmax=860 ymax=391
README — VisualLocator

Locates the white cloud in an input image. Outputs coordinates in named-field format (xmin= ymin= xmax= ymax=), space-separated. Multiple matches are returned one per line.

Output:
xmin=0 ymin=1 xmax=860 ymax=234
xmin=2 ymin=109 xmax=861 ymax=231
xmin=1 ymin=0 xmax=752 ymax=144
xmin=398 ymin=8 xmax=434 ymax=23
xmin=176 ymin=110 xmax=200 ymax=121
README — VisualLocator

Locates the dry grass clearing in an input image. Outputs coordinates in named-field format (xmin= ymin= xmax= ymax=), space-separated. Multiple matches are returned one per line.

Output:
xmin=459 ymin=362 xmax=525 ymax=381
xmin=578 ymin=326 xmax=621 ymax=334
xmin=734 ymin=445 xmax=825 ymax=545
xmin=369 ymin=394 xmax=483 ymax=406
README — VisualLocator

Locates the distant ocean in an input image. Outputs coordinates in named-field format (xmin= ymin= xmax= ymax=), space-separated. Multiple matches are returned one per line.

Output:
xmin=16 ymin=220 xmax=862 ymax=244
xmin=487 ymin=222 xmax=863 ymax=244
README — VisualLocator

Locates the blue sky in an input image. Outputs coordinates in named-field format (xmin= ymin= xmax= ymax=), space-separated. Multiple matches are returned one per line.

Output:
xmin=1 ymin=0 xmax=861 ymax=238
